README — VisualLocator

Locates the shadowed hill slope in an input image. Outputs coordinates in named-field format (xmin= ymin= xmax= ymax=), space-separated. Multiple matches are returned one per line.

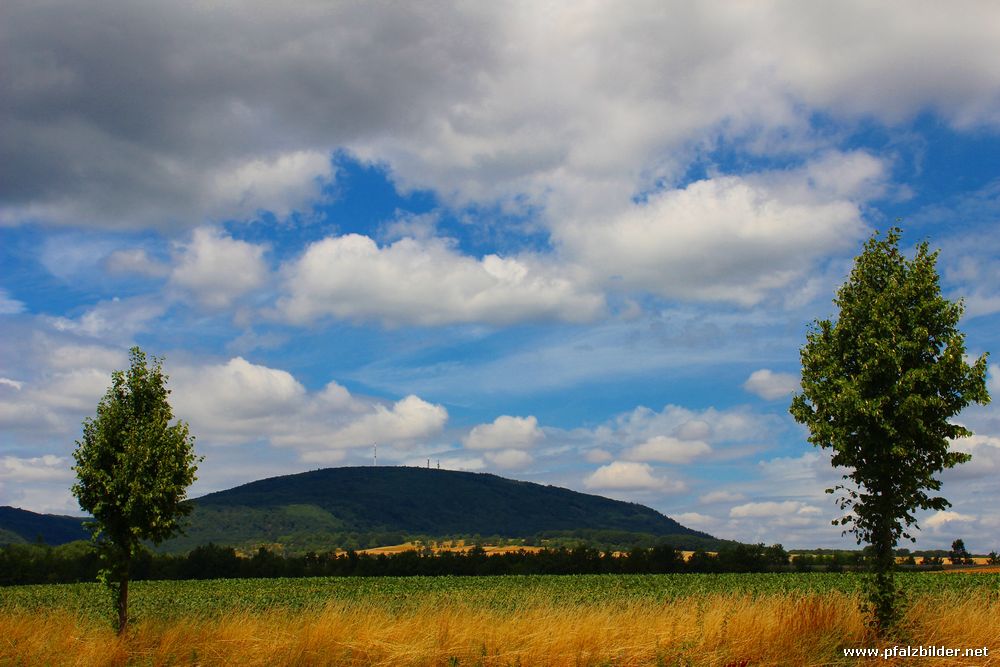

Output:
xmin=164 ymin=466 xmax=716 ymax=552
xmin=2 ymin=467 xmax=721 ymax=552
xmin=0 ymin=506 xmax=88 ymax=545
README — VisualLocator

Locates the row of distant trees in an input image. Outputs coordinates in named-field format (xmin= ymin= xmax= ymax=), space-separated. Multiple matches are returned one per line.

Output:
xmin=3 ymin=542 xmax=800 ymax=584
xmin=12 ymin=540 xmax=996 ymax=586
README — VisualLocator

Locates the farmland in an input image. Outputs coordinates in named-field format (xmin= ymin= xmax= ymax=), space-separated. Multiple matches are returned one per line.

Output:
xmin=3 ymin=573 xmax=999 ymax=665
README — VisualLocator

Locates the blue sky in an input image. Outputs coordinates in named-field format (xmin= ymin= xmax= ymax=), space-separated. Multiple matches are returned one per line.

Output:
xmin=2 ymin=2 xmax=999 ymax=550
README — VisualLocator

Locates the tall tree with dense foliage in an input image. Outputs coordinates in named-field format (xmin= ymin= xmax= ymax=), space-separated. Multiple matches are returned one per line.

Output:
xmin=72 ymin=347 xmax=201 ymax=633
xmin=789 ymin=228 xmax=989 ymax=633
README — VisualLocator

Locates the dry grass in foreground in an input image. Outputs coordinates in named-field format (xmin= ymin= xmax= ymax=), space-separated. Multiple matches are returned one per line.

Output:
xmin=3 ymin=593 xmax=998 ymax=666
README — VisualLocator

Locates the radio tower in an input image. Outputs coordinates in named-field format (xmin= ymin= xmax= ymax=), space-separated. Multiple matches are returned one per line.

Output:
xmin=373 ymin=443 xmax=377 ymax=466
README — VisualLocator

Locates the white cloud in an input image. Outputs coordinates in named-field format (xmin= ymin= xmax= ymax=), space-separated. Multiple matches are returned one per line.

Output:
xmin=943 ymin=433 xmax=1000 ymax=480
xmin=0 ymin=288 xmax=26 ymax=315
xmin=463 ymin=415 xmax=543 ymax=451
xmin=594 ymin=404 xmax=779 ymax=451
xmin=205 ymin=150 xmax=332 ymax=222
xmin=585 ymin=448 xmax=614 ymax=464
xmin=104 ymin=249 xmax=169 ymax=278
xmin=743 ymin=369 xmax=799 ymax=400
xmin=553 ymin=153 xmax=876 ymax=306
xmin=924 ymin=510 xmax=976 ymax=530
xmin=159 ymin=357 xmax=447 ymax=461
xmin=730 ymin=500 xmax=821 ymax=518
xmin=0 ymin=377 xmax=23 ymax=391
xmin=5 ymin=2 xmax=1000 ymax=234
xmin=0 ymin=337 xmax=126 ymax=439
xmin=484 ymin=449 xmax=534 ymax=470
xmin=436 ymin=456 xmax=487 ymax=472
xmin=310 ymin=394 xmax=447 ymax=452
xmin=675 ymin=512 xmax=722 ymax=530
xmin=278 ymin=234 xmax=604 ymax=326
xmin=170 ymin=227 xmax=269 ymax=308
xmin=699 ymin=490 xmax=746 ymax=504
xmin=0 ymin=455 xmax=72 ymax=483
xmin=624 ymin=435 xmax=711 ymax=464
xmin=47 ymin=297 xmax=167 ymax=341
xmin=0 ymin=453 xmax=80 ymax=515
xmin=583 ymin=461 xmax=686 ymax=492
xmin=170 ymin=357 xmax=307 ymax=430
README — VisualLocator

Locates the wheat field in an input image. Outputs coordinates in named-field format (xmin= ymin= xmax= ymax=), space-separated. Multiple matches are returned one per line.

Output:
xmin=3 ymin=592 xmax=998 ymax=666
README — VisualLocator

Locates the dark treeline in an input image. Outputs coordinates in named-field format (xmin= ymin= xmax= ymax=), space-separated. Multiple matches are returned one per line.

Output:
xmin=2 ymin=542 xmax=802 ymax=585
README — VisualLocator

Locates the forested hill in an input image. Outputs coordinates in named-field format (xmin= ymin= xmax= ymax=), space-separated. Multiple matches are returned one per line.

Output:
xmin=2 ymin=467 xmax=721 ymax=552
xmin=0 ymin=506 xmax=88 ymax=545
xmin=164 ymin=466 xmax=716 ymax=552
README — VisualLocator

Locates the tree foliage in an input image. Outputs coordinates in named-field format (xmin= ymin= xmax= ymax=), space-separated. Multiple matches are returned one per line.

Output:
xmin=72 ymin=347 xmax=200 ymax=633
xmin=789 ymin=228 xmax=989 ymax=632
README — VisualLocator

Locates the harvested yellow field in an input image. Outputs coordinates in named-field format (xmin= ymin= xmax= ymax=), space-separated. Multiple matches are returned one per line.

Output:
xmin=4 ymin=593 xmax=998 ymax=666
xmin=353 ymin=541 xmax=544 ymax=556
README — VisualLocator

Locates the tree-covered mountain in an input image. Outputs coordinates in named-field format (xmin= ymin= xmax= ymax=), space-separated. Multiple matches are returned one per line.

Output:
xmin=162 ymin=466 xmax=719 ymax=552
xmin=2 ymin=467 xmax=722 ymax=553
xmin=0 ymin=506 xmax=88 ymax=545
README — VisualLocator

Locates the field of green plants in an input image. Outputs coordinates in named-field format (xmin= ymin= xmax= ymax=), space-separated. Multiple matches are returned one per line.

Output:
xmin=3 ymin=572 xmax=998 ymax=623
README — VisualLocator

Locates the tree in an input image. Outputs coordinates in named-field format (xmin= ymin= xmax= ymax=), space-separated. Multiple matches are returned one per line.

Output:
xmin=72 ymin=347 xmax=201 ymax=634
xmin=949 ymin=539 xmax=971 ymax=565
xmin=789 ymin=228 xmax=989 ymax=633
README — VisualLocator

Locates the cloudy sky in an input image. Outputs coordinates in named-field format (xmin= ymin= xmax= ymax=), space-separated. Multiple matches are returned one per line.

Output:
xmin=2 ymin=1 xmax=999 ymax=550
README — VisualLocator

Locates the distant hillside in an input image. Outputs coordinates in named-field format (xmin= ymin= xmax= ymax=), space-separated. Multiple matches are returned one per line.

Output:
xmin=162 ymin=466 xmax=719 ymax=553
xmin=0 ymin=506 xmax=88 ymax=546
xmin=2 ymin=467 xmax=722 ymax=553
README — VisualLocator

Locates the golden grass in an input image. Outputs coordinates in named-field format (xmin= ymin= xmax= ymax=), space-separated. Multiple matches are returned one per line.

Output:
xmin=4 ymin=593 xmax=999 ymax=666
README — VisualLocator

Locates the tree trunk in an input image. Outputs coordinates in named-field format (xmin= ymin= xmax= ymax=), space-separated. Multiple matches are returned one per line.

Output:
xmin=869 ymin=500 xmax=899 ymax=635
xmin=116 ymin=575 xmax=129 ymax=635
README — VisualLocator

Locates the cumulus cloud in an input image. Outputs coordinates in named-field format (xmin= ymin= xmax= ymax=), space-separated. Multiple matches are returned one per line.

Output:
xmin=306 ymin=395 xmax=448 ymax=453
xmin=168 ymin=356 xmax=448 ymax=460
xmin=700 ymin=490 xmax=746 ymax=504
xmin=730 ymin=500 xmax=822 ymax=518
xmin=205 ymin=150 xmax=333 ymax=222
xmin=584 ymin=461 xmax=686 ymax=492
xmin=624 ymin=435 xmax=711 ymax=464
xmin=0 ymin=338 xmax=138 ymax=444
xmin=743 ymin=369 xmax=799 ymax=400
xmin=6 ymin=1 xmax=998 ymax=236
xmin=278 ymin=234 xmax=603 ymax=326
xmin=47 ymin=297 xmax=167 ymax=341
xmin=585 ymin=448 xmax=614 ymax=464
xmin=170 ymin=357 xmax=307 ymax=433
xmin=674 ymin=512 xmax=722 ymax=530
xmin=924 ymin=510 xmax=976 ymax=530
xmin=0 ymin=455 xmax=72 ymax=483
xmin=553 ymin=153 xmax=878 ymax=306
xmin=170 ymin=228 xmax=269 ymax=308
xmin=463 ymin=415 xmax=543 ymax=451
xmin=104 ymin=249 xmax=169 ymax=278
xmin=8 ymin=3 xmax=994 ymax=322
xmin=593 ymin=403 xmax=779 ymax=453
xmin=0 ymin=455 xmax=78 ymax=513
xmin=484 ymin=449 xmax=534 ymax=470
xmin=945 ymin=433 xmax=1000 ymax=479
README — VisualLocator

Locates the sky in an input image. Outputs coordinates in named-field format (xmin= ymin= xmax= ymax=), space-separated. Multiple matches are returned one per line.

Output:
xmin=2 ymin=1 xmax=999 ymax=551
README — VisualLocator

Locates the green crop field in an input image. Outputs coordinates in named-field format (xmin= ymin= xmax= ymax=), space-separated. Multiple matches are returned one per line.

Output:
xmin=3 ymin=572 xmax=999 ymax=623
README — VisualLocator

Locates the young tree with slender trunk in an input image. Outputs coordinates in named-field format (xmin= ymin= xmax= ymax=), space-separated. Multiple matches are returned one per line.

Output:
xmin=72 ymin=347 xmax=201 ymax=634
xmin=790 ymin=228 xmax=989 ymax=633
